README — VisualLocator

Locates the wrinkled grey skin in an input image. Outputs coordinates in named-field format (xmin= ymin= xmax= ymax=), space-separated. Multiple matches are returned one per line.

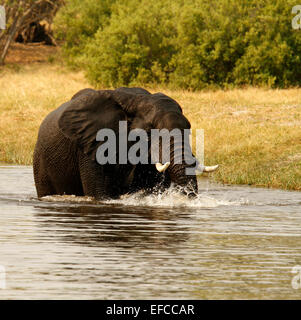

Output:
xmin=33 ymin=87 xmax=198 ymax=199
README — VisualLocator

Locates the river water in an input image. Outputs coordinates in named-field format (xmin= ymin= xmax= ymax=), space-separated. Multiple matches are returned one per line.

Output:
xmin=0 ymin=165 xmax=300 ymax=299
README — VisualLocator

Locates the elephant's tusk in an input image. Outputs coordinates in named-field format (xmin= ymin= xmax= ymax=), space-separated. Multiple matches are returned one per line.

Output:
xmin=196 ymin=164 xmax=219 ymax=175
xmin=203 ymin=164 xmax=219 ymax=172
xmin=155 ymin=162 xmax=170 ymax=172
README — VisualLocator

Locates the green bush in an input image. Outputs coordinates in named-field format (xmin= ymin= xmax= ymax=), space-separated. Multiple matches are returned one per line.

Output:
xmin=53 ymin=0 xmax=116 ymax=66
xmin=54 ymin=0 xmax=301 ymax=88
xmin=84 ymin=0 xmax=179 ymax=87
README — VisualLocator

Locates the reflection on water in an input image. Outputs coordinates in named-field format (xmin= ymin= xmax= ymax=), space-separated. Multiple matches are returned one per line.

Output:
xmin=0 ymin=166 xmax=301 ymax=299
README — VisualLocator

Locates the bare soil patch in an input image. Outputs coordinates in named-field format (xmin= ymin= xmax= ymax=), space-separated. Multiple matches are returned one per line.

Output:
xmin=5 ymin=42 xmax=59 ymax=64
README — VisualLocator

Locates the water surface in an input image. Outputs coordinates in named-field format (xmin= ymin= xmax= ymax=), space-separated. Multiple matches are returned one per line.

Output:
xmin=0 ymin=166 xmax=300 ymax=299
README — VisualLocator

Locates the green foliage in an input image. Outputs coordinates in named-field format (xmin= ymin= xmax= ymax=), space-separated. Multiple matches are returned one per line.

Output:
xmin=54 ymin=0 xmax=301 ymax=88
xmin=84 ymin=0 xmax=178 ymax=87
xmin=53 ymin=0 xmax=116 ymax=66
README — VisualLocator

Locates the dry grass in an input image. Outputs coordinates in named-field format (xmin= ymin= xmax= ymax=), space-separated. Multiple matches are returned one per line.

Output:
xmin=0 ymin=64 xmax=89 ymax=164
xmin=164 ymin=88 xmax=301 ymax=190
xmin=0 ymin=64 xmax=300 ymax=190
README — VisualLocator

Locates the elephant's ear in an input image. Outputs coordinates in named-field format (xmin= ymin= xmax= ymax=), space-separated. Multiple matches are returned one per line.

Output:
xmin=149 ymin=93 xmax=183 ymax=113
xmin=115 ymin=87 xmax=151 ymax=96
xmin=110 ymin=88 xmax=149 ymax=116
xmin=58 ymin=89 xmax=127 ymax=160
xmin=111 ymin=89 xmax=184 ymax=132
xmin=112 ymin=88 xmax=156 ymax=133
xmin=71 ymin=88 xmax=96 ymax=100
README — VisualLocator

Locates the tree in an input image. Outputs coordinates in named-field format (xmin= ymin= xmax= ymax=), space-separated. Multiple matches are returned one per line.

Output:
xmin=0 ymin=0 xmax=63 ymax=65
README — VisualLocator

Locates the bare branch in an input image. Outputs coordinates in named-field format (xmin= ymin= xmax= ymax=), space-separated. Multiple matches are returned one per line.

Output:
xmin=0 ymin=0 xmax=64 ymax=64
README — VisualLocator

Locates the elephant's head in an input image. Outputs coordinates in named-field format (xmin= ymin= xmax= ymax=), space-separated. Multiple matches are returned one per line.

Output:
xmin=111 ymin=87 xmax=218 ymax=197
xmin=59 ymin=87 xmax=218 ymax=198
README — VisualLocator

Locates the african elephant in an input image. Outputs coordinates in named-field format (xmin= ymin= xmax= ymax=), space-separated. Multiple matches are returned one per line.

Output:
xmin=33 ymin=87 xmax=218 ymax=199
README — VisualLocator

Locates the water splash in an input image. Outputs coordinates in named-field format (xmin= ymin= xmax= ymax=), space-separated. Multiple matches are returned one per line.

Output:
xmin=107 ymin=190 xmax=244 ymax=208
xmin=41 ymin=187 xmax=245 ymax=208
xmin=41 ymin=194 xmax=96 ymax=204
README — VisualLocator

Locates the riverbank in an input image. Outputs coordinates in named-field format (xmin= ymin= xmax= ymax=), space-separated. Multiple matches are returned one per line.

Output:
xmin=0 ymin=63 xmax=300 ymax=190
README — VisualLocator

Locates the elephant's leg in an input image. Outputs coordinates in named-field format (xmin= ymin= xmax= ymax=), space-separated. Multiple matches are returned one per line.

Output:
xmin=78 ymin=152 xmax=109 ymax=199
xmin=34 ymin=142 xmax=84 ymax=197
xmin=33 ymin=149 xmax=56 ymax=198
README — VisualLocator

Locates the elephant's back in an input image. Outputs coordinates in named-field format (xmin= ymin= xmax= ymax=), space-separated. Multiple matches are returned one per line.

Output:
xmin=33 ymin=101 xmax=82 ymax=196
xmin=35 ymin=101 xmax=75 ymax=158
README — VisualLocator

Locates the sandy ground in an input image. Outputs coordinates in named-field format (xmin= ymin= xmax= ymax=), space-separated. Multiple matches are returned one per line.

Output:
xmin=5 ymin=42 xmax=58 ymax=64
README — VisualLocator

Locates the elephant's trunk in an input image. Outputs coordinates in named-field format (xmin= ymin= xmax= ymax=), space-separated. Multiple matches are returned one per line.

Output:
xmin=167 ymin=136 xmax=198 ymax=197
xmin=167 ymin=163 xmax=198 ymax=197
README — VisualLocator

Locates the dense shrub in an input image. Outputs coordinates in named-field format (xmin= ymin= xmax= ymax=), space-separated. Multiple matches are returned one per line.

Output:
xmin=84 ymin=0 xmax=179 ymax=87
xmin=54 ymin=0 xmax=301 ymax=89
xmin=53 ymin=0 xmax=116 ymax=66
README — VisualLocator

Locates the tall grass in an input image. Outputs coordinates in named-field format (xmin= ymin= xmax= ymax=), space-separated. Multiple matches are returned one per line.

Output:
xmin=0 ymin=64 xmax=300 ymax=190
xmin=172 ymin=88 xmax=301 ymax=190
xmin=0 ymin=64 xmax=89 ymax=164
